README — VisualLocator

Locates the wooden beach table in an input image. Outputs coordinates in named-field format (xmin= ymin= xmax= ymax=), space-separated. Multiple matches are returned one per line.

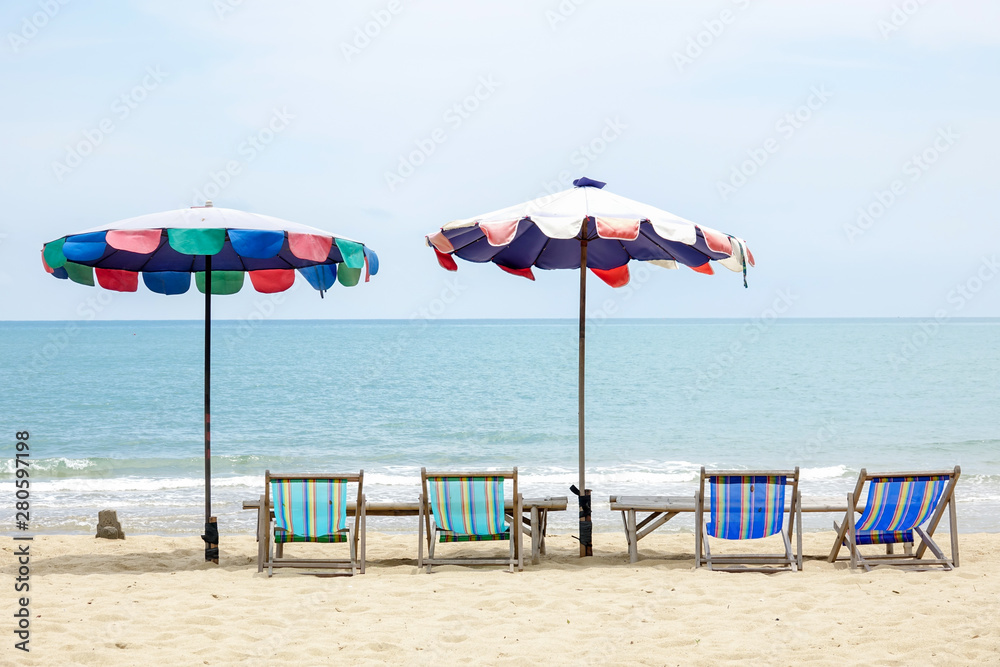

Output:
xmin=610 ymin=495 xmax=866 ymax=564
xmin=244 ymin=496 xmax=567 ymax=569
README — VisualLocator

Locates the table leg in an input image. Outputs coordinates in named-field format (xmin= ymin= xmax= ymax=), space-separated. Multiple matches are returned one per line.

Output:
xmin=628 ymin=510 xmax=638 ymax=564
xmin=540 ymin=510 xmax=548 ymax=555
xmin=531 ymin=507 xmax=540 ymax=565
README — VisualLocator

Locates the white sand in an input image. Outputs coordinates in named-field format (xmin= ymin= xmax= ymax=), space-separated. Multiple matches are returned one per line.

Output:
xmin=2 ymin=532 xmax=998 ymax=665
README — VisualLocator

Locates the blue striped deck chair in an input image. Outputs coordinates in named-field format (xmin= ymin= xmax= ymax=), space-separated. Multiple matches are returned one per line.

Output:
xmin=261 ymin=471 xmax=366 ymax=577
xmin=417 ymin=468 xmax=522 ymax=573
xmin=695 ymin=467 xmax=802 ymax=572
xmin=828 ymin=466 xmax=960 ymax=571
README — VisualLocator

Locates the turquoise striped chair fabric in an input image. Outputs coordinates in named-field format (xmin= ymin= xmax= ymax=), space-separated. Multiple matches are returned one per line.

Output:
xmin=427 ymin=475 xmax=509 ymax=540
xmin=271 ymin=478 xmax=349 ymax=544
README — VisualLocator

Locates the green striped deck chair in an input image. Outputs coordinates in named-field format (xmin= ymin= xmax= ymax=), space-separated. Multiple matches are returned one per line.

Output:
xmin=417 ymin=468 xmax=523 ymax=573
xmin=828 ymin=466 xmax=960 ymax=571
xmin=261 ymin=471 xmax=365 ymax=577
xmin=695 ymin=467 xmax=802 ymax=572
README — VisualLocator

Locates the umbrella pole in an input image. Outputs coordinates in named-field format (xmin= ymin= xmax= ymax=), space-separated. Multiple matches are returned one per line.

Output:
xmin=203 ymin=255 xmax=219 ymax=564
xmin=578 ymin=239 xmax=592 ymax=557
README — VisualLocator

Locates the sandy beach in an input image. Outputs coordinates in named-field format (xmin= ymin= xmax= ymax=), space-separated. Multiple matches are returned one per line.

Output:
xmin=3 ymin=531 xmax=997 ymax=665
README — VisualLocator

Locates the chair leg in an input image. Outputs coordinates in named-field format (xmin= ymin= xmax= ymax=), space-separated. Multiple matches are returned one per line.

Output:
xmin=509 ymin=533 xmax=515 ymax=573
xmin=360 ymin=502 xmax=367 ymax=575
xmin=781 ymin=530 xmax=795 ymax=572
xmin=427 ymin=526 xmax=437 ymax=574
xmin=828 ymin=503 xmax=852 ymax=563
xmin=348 ymin=526 xmax=357 ymax=576
xmin=515 ymin=494 xmax=523 ymax=572
xmin=417 ymin=495 xmax=425 ymax=569
xmin=702 ymin=525 xmax=713 ymax=571
xmin=694 ymin=491 xmax=703 ymax=569
xmin=267 ymin=519 xmax=275 ymax=578
xmin=796 ymin=490 xmax=803 ymax=570
xmin=846 ymin=493 xmax=859 ymax=571
xmin=949 ymin=494 xmax=960 ymax=568
xmin=256 ymin=495 xmax=268 ymax=574
xmin=915 ymin=526 xmax=951 ymax=570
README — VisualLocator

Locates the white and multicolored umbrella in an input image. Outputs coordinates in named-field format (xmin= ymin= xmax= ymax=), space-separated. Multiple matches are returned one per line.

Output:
xmin=426 ymin=178 xmax=754 ymax=556
xmin=41 ymin=204 xmax=378 ymax=295
xmin=41 ymin=202 xmax=379 ymax=562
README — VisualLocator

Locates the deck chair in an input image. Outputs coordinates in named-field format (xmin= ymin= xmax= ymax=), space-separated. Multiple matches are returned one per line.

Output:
xmin=261 ymin=470 xmax=365 ymax=577
xmin=417 ymin=468 xmax=522 ymax=573
xmin=695 ymin=467 xmax=802 ymax=572
xmin=828 ymin=466 xmax=960 ymax=571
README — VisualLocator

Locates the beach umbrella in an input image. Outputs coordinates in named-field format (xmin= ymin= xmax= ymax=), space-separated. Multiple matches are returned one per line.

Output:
xmin=425 ymin=178 xmax=753 ymax=556
xmin=40 ymin=202 xmax=379 ymax=562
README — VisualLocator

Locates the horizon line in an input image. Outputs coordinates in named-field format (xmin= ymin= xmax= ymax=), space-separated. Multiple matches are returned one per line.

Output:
xmin=3 ymin=316 xmax=999 ymax=324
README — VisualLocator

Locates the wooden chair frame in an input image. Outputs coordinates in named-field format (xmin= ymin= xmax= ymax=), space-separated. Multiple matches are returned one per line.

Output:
xmin=695 ymin=467 xmax=802 ymax=573
xmin=417 ymin=467 xmax=523 ymax=573
xmin=260 ymin=470 xmax=366 ymax=577
xmin=828 ymin=466 xmax=960 ymax=572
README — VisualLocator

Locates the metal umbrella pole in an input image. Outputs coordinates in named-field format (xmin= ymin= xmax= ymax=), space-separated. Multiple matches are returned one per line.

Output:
xmin=202 ymin=255 xmax=219 ymax=564
xmin=575 ymin=236 xmax=593 ymax=556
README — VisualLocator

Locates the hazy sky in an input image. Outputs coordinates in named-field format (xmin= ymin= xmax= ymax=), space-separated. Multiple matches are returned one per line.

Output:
xmin=1 ymin=1 xmax=998 ymax=320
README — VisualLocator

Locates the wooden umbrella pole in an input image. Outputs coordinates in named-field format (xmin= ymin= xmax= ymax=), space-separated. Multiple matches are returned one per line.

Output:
xmin=203 ymin=255 xmax=218 ymax=564
xmin=578 ymin=238 xmax=592 ymax=557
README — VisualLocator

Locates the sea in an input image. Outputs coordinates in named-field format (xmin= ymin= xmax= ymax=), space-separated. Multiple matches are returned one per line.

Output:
xmin=2 ymin=319 xmax=998 ymax=537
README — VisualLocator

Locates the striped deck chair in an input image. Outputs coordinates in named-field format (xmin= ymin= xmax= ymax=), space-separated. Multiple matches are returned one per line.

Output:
xmin=695 ymin=467 xmax=802 ymax=572
xmin=828 ymin=466 xmax=960 ymax=571
xmin=260 ymin=470 xmax=366 ymax=577
xmin=417 ymin=468 xmax=522 ymax=573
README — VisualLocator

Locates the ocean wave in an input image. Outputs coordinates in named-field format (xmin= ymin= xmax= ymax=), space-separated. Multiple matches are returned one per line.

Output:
xmin=0 ymin=454 xmax=275 ymax=477
xmin=12 ymin=460 xmax=1000 ymax=498
xmin=32 ymin=475 xmax=261 ymax=493
xmin=0 ymin=457 xmax=98 ymax=474
xmin=799 ymin=465 xmax=849 ymax=480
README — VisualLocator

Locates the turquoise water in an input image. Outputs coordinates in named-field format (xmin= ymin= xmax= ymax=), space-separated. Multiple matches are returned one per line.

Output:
xmin=2 ymin=319 xmax=997 ymax=536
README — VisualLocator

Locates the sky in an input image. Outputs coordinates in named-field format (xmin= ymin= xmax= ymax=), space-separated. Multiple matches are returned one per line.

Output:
xmin=1 ymin=0 xmax=998 ymax=321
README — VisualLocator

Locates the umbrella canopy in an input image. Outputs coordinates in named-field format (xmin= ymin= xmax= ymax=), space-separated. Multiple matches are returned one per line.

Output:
xmin=41 ymin=202 xmax=379 ymax=562
xmin=41 ymin=204 xmax=378 ymax=295
xmin=426 ymin=178 xmax=753 ymax=556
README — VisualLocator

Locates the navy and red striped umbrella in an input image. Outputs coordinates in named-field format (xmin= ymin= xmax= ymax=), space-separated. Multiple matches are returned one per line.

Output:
xmin=426 ymin=178 xmax=754 ymax=556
